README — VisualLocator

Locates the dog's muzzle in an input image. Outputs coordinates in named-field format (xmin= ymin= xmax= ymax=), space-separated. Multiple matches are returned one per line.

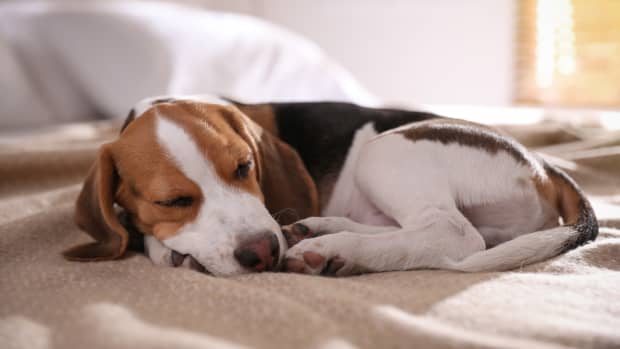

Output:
xmin=233 ymin=232 xmax=280 ymax=272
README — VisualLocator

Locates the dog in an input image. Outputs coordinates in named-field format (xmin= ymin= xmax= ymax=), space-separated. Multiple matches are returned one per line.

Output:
xmin=64 ymin=95 xmax=598 ymax=276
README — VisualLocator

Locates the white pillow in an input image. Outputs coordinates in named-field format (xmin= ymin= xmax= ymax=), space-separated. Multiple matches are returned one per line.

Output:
xmin=0 ymin=1 xmax=379 ymax=129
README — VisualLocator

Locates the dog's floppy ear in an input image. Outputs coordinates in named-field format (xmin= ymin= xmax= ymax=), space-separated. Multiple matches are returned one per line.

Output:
xmin=223 ymin=107 xmax=320 ymax=225
xmin=257 ymin=133 xmax=320 ymax=224
xmin=63 ymin=145 xmax=129 ymax=261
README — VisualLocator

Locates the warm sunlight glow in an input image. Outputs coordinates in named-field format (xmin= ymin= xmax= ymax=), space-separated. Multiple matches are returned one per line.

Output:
xmin=536 ymin=0 xmax=576 ymax=88
xmin=373 ymin=305 xmax=563 ymax=349
xmin=536 ymin=0 xmax=556 ymax=88
xmin=555 ymin=0 xmax=576 ymax=76
xmin=600 ymin=111 xmax=620 ymax=130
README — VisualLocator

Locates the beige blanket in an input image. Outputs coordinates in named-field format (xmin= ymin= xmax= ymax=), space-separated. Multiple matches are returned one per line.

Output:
xmin=1 ymin=120 xmax=619 ymax=349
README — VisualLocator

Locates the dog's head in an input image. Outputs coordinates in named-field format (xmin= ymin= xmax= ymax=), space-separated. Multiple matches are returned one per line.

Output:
xmin=64 ymin=100 xmax=319 ymax=276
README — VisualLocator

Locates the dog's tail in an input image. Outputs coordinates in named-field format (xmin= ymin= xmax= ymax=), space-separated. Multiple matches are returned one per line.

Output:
xmin=447 ymin=164 xmax=598 ymax=272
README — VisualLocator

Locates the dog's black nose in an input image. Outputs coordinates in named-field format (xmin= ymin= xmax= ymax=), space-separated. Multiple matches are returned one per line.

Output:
xmin=234 ymin=232 xmax=279 ymax=271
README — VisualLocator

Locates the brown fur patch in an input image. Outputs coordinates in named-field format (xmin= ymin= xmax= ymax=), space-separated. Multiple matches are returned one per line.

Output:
xmin=397 ymin=118 xmax=529 ymax=165
xmin=71 ymin=100 xmax=320 ymax=255
xmin=64 ymin=146 xmax=129 ymax=260
xmin=539 ymin=164 xmax=583 ymax=225
xmin=537 ymin=162 xmax=598 ymax=250
xmin=228 ymin=103 xmax=320 ymax=223
xmin=111 ymin=111 xmax=203 ymax=239
xmin=233 ymin=103 xmax=279 ymax=136
xmin=533 ymin=174 xmax=560 ymax=216
xmin=152 ymin=102 xmax=264 ymax=197
xmin=116 ymin=101 xmax=318 ymax=233
xmin=255 ymin=128 xmax=320 ymax=224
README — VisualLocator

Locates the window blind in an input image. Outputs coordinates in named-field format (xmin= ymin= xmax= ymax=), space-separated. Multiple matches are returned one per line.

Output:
xmin=516 ymin=0 xmax=620 ymax=107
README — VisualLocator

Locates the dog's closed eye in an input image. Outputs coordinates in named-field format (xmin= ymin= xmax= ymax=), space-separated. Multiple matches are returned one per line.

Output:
xmin=155 ymin=196 xmax=194 ymax=207
xmin=234 ymin=160 xmax=252 ymax=179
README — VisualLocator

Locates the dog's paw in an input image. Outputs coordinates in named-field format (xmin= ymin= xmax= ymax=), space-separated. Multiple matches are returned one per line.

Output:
xmin=283 ymin=235 xmax=356 ymax=276
xmin=282 ymin=217 xmax=357 ymax=247
xmin=281 ymin=220 xmax=321 ymax=247
xmin=144 ymin=236 xmax=206 ymax=273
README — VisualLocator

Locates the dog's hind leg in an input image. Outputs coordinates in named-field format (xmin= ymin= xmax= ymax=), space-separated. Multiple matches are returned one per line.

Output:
xmin=283 ymin=131 xmax=489 ymax=275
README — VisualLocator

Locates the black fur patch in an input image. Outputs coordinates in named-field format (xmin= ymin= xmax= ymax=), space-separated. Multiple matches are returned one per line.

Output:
xmin=151 ymin=97 xmax=176 ymax=105
xmin=398 ymin=120 xmax=530 ymax=165
xmin=120 ymin=108 xmax=136 ymax=134
xmin=118 ymin=211 xmax=145 ymax=253
xmin=570 ymin=200 xmax=599 ymax=247
xmin=120 ymin=98 xmax=177 ymax=134
xmin=271 ymin=102 xmax=438 ymax=183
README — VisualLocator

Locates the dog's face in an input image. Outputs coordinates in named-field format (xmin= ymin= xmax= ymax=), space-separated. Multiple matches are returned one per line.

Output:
xmin=65 ymin=101 xmax=319 ymax=276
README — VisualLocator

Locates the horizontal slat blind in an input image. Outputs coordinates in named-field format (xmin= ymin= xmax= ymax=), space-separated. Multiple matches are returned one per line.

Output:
xmin=516 ymin=0 xmax=620 ymax=107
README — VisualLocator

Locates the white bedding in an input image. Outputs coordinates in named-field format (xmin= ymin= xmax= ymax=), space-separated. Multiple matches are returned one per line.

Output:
xmin=0 ymin=1 xmax=378 ymax=129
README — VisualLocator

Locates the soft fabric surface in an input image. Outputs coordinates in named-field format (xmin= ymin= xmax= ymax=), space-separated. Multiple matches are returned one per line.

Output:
xmin=0 ymin=1 xmax=377 ymax=130
xmin=1 ymin=119 xmax=620 ymax=349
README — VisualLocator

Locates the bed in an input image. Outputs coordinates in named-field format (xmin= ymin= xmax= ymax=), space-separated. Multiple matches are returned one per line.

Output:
xmin=1 ymin=114 xmax=619 ymax=349
xmin=1 ymin=2 xmax=620 ymax=349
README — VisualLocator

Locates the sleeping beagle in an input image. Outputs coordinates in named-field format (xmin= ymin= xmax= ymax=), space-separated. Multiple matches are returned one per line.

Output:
xmin=64 ymin=95 xmax=598 ymax=276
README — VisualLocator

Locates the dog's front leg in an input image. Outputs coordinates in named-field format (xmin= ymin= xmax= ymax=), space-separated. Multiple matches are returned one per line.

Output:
xmin=281 ymin=216 xmax=398 ymax=247
xmin=144 ymin=236 xmax=206 ymax=272
xmin=284 ymin=210 xmax=486 ymax=276
xmin=144 ymin=235 xmax=175 ymax=267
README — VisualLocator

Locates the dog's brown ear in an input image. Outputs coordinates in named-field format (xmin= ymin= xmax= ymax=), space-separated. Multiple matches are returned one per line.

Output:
xmin=257 ymin=134 xmax=320 ymax=224
xmin=222 ymin=106 xmax=320 ymax=224
xmin=63 ymin=145 xmax=129 ymax=261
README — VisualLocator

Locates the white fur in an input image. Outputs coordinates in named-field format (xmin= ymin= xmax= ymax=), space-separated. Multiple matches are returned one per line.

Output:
xmin=355 ymin=135 xmax=546 ymax=232
xmin=142 ymin=110 xmax=571 ymax=275
xmin=285 ymin=127 xmax=563 ymax=274
xmin=287 ymin=216 xmax=396 ymax=236
xmin=154 ymin=115 xmax=283 ymax=276
xmin=286 ymin=206 xmax=487 ymax=275
xmin=144 ymin=235 xmax=172 ymax=267
xmin=446 ymin=227 xmax=572 ymax=272
xmin=322 ymin=123 xmax=397 ymax=226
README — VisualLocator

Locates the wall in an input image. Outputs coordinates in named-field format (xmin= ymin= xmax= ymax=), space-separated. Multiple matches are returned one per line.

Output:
xmin=201 ymin=0 xmax=517 ymax=106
